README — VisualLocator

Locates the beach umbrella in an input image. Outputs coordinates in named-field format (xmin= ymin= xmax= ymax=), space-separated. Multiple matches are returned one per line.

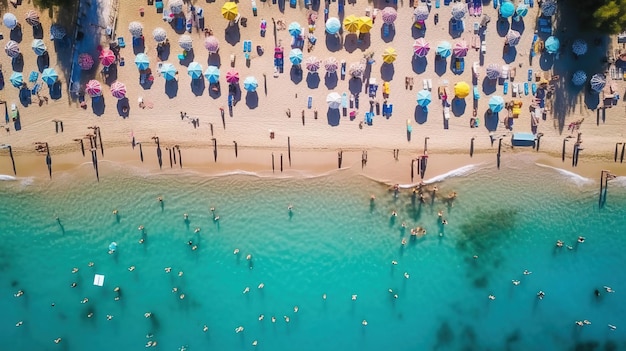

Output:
xmin=85 ymin=80 xmax=102 ymax=97
xmin=4 ymin=40 xmax=19 ymax=58
xmin=326 ymin=92 xmax=342 ymax=109
xmin=305 ymin=56 xmax=321 ymax=72
xmin=9 ymin=72 xmax=23 ymax=88
xmin=515 ymin=4 xmax=528 ymax=19
xmin=178 ymin=34 xmax=193 ymax=51
xmin=453 ymin=40 xmax=469 ymax=57
xmin=50 ymin=24 xmax=66 ymax=39
xmin=160 ymin=63 xmax=177 ymax=81
xmin=571 ymin=70 xmax=587 ymax=86
xmin=221 ymin=2 xmax=238 ymax=21
xmin=187 ymin=62 xmax=202 ymax=79
xmin=3 ymin=13 xmax=17 ymax=30
xmin=204 ymin=36 xmax=219 ymax=54
xmin=42 ymin=68 xmax=58 ymax=86
xmin=128 ymin=21 xmax=143 ymax=38
xmin=99 ymin=49 xmax=116 ymax=67
xmin=343 ymin=15 xmax=359 ymax=33
xmin=413 ymin=38 xmax=430 ymax=57
xmin=451 ymin=3 xmax=467 ymax=20
xmin=153 ymin=27 xmax=167 ymax=43
xmin=78 ymin=53 xmax=94 ymax=70
xmin=325 ymin=17 xmax=341 ymax=35
xmin=436 ymin=41 xmax=452 ymax=58
xmin=243 ymin=76 xmax=258 ymax=92
xmin=134 ymin=53 xmax=150 ymax=70
xmin=381 ymin=7 xmax=398 ymax=24
xmin=505 ymin=29 xmax=521 ymax=46
xmin=486 ymin=64 xmax=501 ymax=80
xmin=488 ymin=95 xmax=505 ymax=113
xmin=545 ymin=36 xmax=560 ymax=54
xmin=288 ymin=22 xmax=302 ymax=37
xmin=382 ymin=47 xmax=397 ymax=64
xmin=414 ymin=5 xmax=430 ymax=22
xmin=499 ymin=1 xmax=515 ymax=18
xmin=572 ymin=40 xmax=587 ymax=56
xmin=31 ymin=39 xmax=47 ymax=56
xmin=25 ymin=10 xmax=40 ymax=26
xmin=357 ymin=16 xmax=373 ymax=34
xmin=168 ymin=0 xmax=184 ymax=14
xmin=226 ymin=69 xmax=239 ymax=84
xmin=454 ymin=82 xmax=470 ymax=98
xmin=349 ymin=62 xmax=364 ymax=78
xmin=110 ymin=81 xmax=127 ymax=99
xmin=541 ymin=0 xmax=557 ymax=17
xmin=289 ymin=49 xmax=303 ymax=65
xmin=416 ymin=89 xmax=432 ymax=107
xmin=325 ymin=57 xmax=339 ymax=73
xmin=204 ymin=66 xmax=220 ymax=84
xmin=590 ymin=74 xmax=606 ymax=92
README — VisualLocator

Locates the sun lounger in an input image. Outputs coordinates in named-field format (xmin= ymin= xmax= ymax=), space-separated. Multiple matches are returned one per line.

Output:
xmin=342 ymin=93 xmax=348 ymax=108
xmin=435 ymin=0 xmax=440 ymax=8
xmin=481 ymin=41 xmax=486 ymax=54
xmin=307 ymin=96 xmax=312 ymax=109
xmin=423 ymin=79 xmax=428 ymax=90
xmin=383 ymin=23 xmax=390 ymax=37
xmin=503 ymin=81 xmax=509 ymax=95
xmin=532 ymin=83 xmax=537 ymax=95
xmin=290 ymin=0 xmax=296 ymax=8
xmin=501 ymin=65 xmax=509 ymax=79
xmin=427 ymin=79 xmax=433 ymax=90
xmin=512 ymin=83 xmax=518 ymax=97
xmin=527 ymin=69 xmax=532 ymax=81
xmin=365 ymin=112 xmax=374 ymax=125
xmin=524 ymin=82 xmax=529 ymax=95
xmin=529 ymin=0 xmax=534 ymax=8
xmin=493 ymin=0 xmax=498 ymax=9
xmin=155 ymin=0 xmax=163 ymax=13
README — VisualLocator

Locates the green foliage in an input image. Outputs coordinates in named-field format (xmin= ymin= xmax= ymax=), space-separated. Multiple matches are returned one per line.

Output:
xmin=561 ymin=0 xmax=626 ymax=34
xmin=33 ymin=0 xmax=77 ymax=9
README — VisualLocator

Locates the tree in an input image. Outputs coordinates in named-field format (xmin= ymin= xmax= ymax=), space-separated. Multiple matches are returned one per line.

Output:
xmin=561 ymin=0 xmax=626 ymax=34
xmin=33 ymin=0 xmax=76 ymax=8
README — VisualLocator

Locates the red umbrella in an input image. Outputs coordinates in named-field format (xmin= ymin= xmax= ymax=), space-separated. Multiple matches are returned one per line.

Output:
xmin=110 ymin=81 xmax=127 ymax=99
xmin=99 ymin=49 xmax=116 ymax=67
xmin=225 ymin=69 xmax=239 ymax=84
xmin=85 ymin=80 xmax=102 ymax=97
xmin=78 ymin=53 xmax=94 ymax=70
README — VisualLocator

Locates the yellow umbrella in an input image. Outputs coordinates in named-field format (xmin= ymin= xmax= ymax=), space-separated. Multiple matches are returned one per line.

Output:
xmin=343 ymin=15 xmax=359 ymax=33
xmin=382 ymin=47 xmax=397 ymax=64
xmin=454 ymin=82 xmax=470 ymax=98
xmin=221 ymin=2 xmax=238 ymax=21
xmin=357 ymin=16 xmax=373 ymax=33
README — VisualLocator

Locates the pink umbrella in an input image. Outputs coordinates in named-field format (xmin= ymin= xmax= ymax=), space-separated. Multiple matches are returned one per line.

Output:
xmin=453 ymin=40 xmax=469 ymax=57
xmin=381 ymin=7 xmax=397 ymax=25
xmin=110 ymin=81 xmax=127 ymax=99
xmin=99 ymin=49 xmax=116 ymax=67
xmin=78 ymin=53 xmax=94 ymax=70
xmin=204 ymin=36 xmax=219 ymax=54
xmin=413 ymin=38 xmax=430 ymax=57
xmin=85 ymin=80 xmax=102 ymax=97
xmin=225 ymin=69 xmax=239 ymax=84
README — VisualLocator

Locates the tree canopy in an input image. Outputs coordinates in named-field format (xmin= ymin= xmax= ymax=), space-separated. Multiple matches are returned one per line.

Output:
xmin=33 ymin=0 xmax=76 ymax=9
xmin=562 ymin=0 xmax=626 ymax=34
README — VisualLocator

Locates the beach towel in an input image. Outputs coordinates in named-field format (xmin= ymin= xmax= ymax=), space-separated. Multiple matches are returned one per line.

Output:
xmin=503 ymin=81 xmax=509 ymax=95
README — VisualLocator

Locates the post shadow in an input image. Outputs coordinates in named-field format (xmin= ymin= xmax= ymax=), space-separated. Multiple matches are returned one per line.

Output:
xmin=191 ymin=78 xmax=205 ymax=96
xmin=324 ymin=72 xmax=338 ymax=89
xmin=245 ymin=91 xmax=259 ymax=109
xmin=381 ymin=63 xmax=395 ymax=81
xmin=306 ymin=72 xmax=320 ymax=88
xmin=327 ymin=108 xmax=340 ymax=126
xmin=165 ymin=79 xmax=179 ymax=98
xmin=117 ymin=98 xmax=130 ymax=118
xmin=412 ymin=55 xmax=427 ymax=74
xmin=451 ymin=98 xmax=466 ymax=116
xmin=415 ymin=106 xmax=428 ymax=124
xmin=92 ymin=96 xmax=106 ymax=116
xmin=290 ymin=66 xmax=303 ymax=84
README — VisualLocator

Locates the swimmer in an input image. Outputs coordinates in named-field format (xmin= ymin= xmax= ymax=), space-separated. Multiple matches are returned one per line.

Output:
xmin=203 ymin=325 xmax=208 ymax=332
xmin=107 ymin=315 xmax=113 ymax=320
xmin=138 ymin=225 xmax=145 ymax=231
xmin=575 ymin=321 xmax=584 ymax=326
xmin=391 ymin=210 xmax=398 ymax=217
xmin=210 ymin=207 xmax=215 ymax=212
xmin=146 ymin=341 xmax=154 ymax=347
xmin=438 ymin=210 xmax=443 ymax=217
xmin=537 ymin=291 xmax=545 ymax=299
xmin=233 ymin=249 xmax=240 ymax=255
xmin=556 ymin=240 xmax=563 ymax=248
xmin=113 ymin=209 xmax=118 ymax=215
xmin=578 ymin=236 xmax=585 ymax=243
xmin=258 ymin=314 xmax=264 ymax=321
xmin=179 ymin=294 xmax=185 ymax=300
xmin=213 ymin=215 xmax=220 ymax=221
xmin=293 ymin=306 xmax=299 ymax=313
xmin=183 ymin=213 xmax=188 ymax=220
xmin=192 ymin=245 xmax=198 ymax=251
xmin=54 ymin=338 xmax=62 ymax=344
xmin=194 ymin=227 xmax=201 ymax=233
xmin=512 ymin=280 xmax=521 ymax=285
xmin=404 ymin=272 xmax=410 ymax=279
xmin=352 ymin=294 xmax=358 ymax=301
xmin=246 ymin=254 xmax=252 ymax=260
xmin=87 ymin=312 xmax=94 ymax=318
xmin=235 ymin=326 xmax=244 ymax=333
xmin=362 ymin=320 xmax=368 ymax=326
xmin=114 ymin=296 xmax=120 ymax=301
xmin=157 ymin=196 xmax=163 ymax=202
xmin=70 ymin=282 xmax=77 ymax=288
xmin=401 ymin=238 xmax=407 ymax=245
xmin=139 ymin=238 xmax=145 ymax=244
xmin=370 ymin=195 xmax=376 ymax=201
xmin=284 ymin=316 xmax=290 ymax=323
xmin=473 ymin=255 xmax=479 ymax=259
xmin=322 ymin=293 xmax=327 ymax=300
xmin=15 ymin=321 xmax=23 ymax=327
xmin=608 ymin=324 xmax=617 ymax=330
xmin=178 ymin=271 xmax=184 ymax=277
xmin=88 ymin=262 xmax=94 ymax=267
xmin=114 ymin=287 xmax=120 ymax=292
xmin=394 ymin=294 xmax=398 ymax=299
xmin=243 ymin=287 xmax=250 ymax=294
xmin=488 ymin=295 xmax=496 ymax=300
xmin=187 ymin=240 xmax=193 ymax=246
xmin=583 ymin=320 xmax=591 ymax=325
xmin=172 ymin=287 xmax=178 ymax=293
xmin=388 ymin=288 xmax=394 ymax=293
xmin=258 ymin=283 xmax=265 ymax=289
xmin=288 ymin=204 xmax=293 ymax=211
xmin=72 ymin=267 xmax=79 ymax=274
xmin=391 ymin=260 xmax=398 ymax=265
xmin=271 ymin=316 xmax=276 ymax=323
xmin=523 ymin=270 xmax=532 ymax=275
xmin=252 ymin=340 xmax=258 ymax=346
xmin=164 ymin=267 xmax=172 ymax=273
xmin=81 ymin=298 xmax=89 ymax=304
xmin=144 ymin=312 xmax=152 ymax=318
xmin=604 ymin=286 xmax=615 ymax=293
xmin=566 ymin=245 xmax=573 ymax=250
xmin=128 ymin=266 xmax=136 ymax=272
xmin=442 ymin=219 xmax=448 ymax=225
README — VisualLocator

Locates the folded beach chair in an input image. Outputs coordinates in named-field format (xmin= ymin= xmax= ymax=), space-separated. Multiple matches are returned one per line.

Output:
xmin=512 ymin=83 xmax=518 ymax=97
xmin=532 ymin=83 xmax=537 ymax=95
xmin=365 ymin=112 xmax=374 ymax=125
xmin=228 ymin=94 xmax=233 ymax=107
xmin=524 ymin=82 xmax=529 ymax=95
xmin=503 ymin=81 xmax=509 ymax=95
xmin=155 ymin=0 xmax=163 ymax=13
xmin=117 ymin=37 xmax=126 ymax=48
xmin=307 ymin=96 xmax=312 ymax=109
xmin=444 ymin=0 xmax=451 ymax=5
xmin=423 ymin=79 xmax=428 ymax=90
xmin=342 ymin=93 xmax=348 ymax=108
xmin=435 ymin=0 xmax=440 ymax=8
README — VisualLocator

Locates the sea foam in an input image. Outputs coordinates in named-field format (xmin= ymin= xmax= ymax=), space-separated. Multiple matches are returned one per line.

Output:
xmin=535 ymin=163 xmax=593 ymax=185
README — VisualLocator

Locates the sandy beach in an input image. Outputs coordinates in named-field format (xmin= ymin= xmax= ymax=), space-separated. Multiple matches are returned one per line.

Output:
xmin=0 ymin=0 xmax=625 ymax=183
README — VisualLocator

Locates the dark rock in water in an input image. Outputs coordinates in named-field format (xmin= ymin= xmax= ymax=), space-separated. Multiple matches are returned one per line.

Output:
xmin=603 ymin=341 xmax=617 ymax=351
xmin=505 ymin=329 xmax=521 ymax=346
xmin=436 ymin=321 xmax=454 ymax=346
xmin=472 ymin=275 xmax=489 ymax=289
xmin=573 ymin=341 xmax=599 ymax=351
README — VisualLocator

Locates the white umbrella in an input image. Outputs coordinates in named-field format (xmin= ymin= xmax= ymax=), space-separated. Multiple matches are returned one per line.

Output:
xmin=451 ymin=3 xmax=467 ymax=20
xmin=305 ymin=56 xmax=321 ymax=72
xmin=326 ymin=92 xmax=342 ymax=109
xmin=590 ymin=74 xmax=606 ymax=93
xmin=178 ymin=34 xmax=193 ymax=50
xmin=153 ymin=27 xmax=167 ymax=43
xmin=168 ymin=0 xmax=184 ymax=14
xmin=128 ymin=21 xmax=143 ymax=38
xmin=349 ymin=62 xmax=364 ymax=79
xmin=25 ymin=10 xmax=40 ymax=26
xmin=486 ymin=64 xmax=501 ymax=80
xmin=572 ymin=40 xmax=587 ymax=56
xmin=3 ymin=13 xmax=18 ymax=30
xmin=571 ymin=71 xmax=587 ymax=86
xmin=4 ymin=40 xmax=19 ymax=58
xmin=505 ymin=30 xmax=521 ymax=46
xmin=414 ymin=5 xmax=430 ymax=22
xmin=325 ymin=57 xmax=339 ymax=73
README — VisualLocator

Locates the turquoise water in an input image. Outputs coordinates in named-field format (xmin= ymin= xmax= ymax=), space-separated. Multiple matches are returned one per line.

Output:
xmin=1 ymin=159 xmax=626 ymax=351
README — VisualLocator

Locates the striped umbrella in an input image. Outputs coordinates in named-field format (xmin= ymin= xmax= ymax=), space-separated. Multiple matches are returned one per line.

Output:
xmin=488 ymin=95 xmax=505 ymax=113
xmin=453 ymin=40 xmax=469 ymax=57
xmin=413 ymin=38 xmax=430 ymax=57
xmin=243 ymin=76 xmax=258 ymax=92
xmin=436 ymin=41 xmax=452 ymax=58
xmin=571 ymin=71 xmax=587 ymax=86
xmin=288 ymin=22 xmax=302 ymax=37
xmin=31 ymin=39 xmax=47 ymax=56
xmin=414 ymin=5 xmax=430 ymax=22
xmin=110 ymin=81 xmax=127 ymax=99
xmin=178 ymin=34 xmax=193 ymax=50
xmin=486 ymin=64 xmax=501 ymax=80
xmin=289 ymin=49 xmax=303 ymax=65
xmin=42 ymin=68 xmax=58 ymax=86
xmin=85 ymin=80 xmax=102 ymax=97
xmin=381 ymin=7 xmax=398 ymax=24
xmin=451 ymin=3 xmax=467 ymax=20
xmin=4 ymin=40 xmax=19 ymax=58
xmin=25 ymin=10 xmax=40 ymax=26
xmin=204 ymin=36 xmax=219 ymax=54
xmin=187 ymin=62 xmax=203 ymax=79
xmin=325 ymin=57 xmax=339 ymax=73
xmin=505 ymin=29 xmax=521 ymax=46
xmin=305 ymin=56 xmax=321 ymax=72
xmin=204 ymin=66 xmax=220 ymax=84
xmin=99 ymin=49 xmax=116 ymax=67
xmin=541 ymin=0 xmax=557 ymax=17
xmin=9 ymin=72 xmax=23 ymax=88
xmin=349 ymin=62 xmax=364 ymax=78
xmin=128 ymin=21 xmax=143 ymax=38
xmin=78 ymin=53 xmax=94 ymax=70
xmin=590 ymin=74 xmax=606 ymax=93
xmin=160 ymin=63 xmax=177 ymax=81
xmin=572 ymin=40 xmax=587 ymax=56
xmin=168 ymin=0 xmax=184 ymax=14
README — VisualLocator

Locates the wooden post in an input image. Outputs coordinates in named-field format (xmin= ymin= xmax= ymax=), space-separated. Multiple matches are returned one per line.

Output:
xmin=272 ymin=153 xmax=275 ymax=173
xmin=470 ymin=137 xmax=474 ymax=157
xmin=280 ymin=153 xmax=283 ymax=172
xmin=233 ymin=141 xmax=238 ymax=158
xmin=288 ymin=137 xmax=291 ymax=166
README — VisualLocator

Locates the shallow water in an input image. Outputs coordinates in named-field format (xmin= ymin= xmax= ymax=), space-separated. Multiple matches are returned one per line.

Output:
xmin=1 ymin=159 xmax=626 ymax=351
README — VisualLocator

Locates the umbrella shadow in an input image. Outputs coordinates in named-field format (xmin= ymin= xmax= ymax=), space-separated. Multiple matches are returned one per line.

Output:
xmin=482 ymin=77 xmax=497 ymax=95
xmin=497 ymin=18 xmax=510 ymax=37
xmin=32 ymin=24 xmax=44 ymax=39
xmin=230 ymin=84 xmax=242 ymax=105
xmin=92 ymin=96 xmax=105 ymax=116
xmin=209 ymin=82 xmax=221 ymax=99
xmin=158 ymin=43 xmax=170 ymax=61
xmin=191 ymin=78 xmax=205 ymax=96
xmin=19 ymin=87 xmax=31 ymax=106
xmin=170 ymin=13 xmax=187 ymax=34
xmin=381 ymin=63 xmax=395 ymax=81
xmin=327 ymin=107 xmax=340 ymax=126
xmin=415 ymin=106 xmax=428 ymax=124
xmin=225 ymin=24 xmax=241 ymax=46
xmin=325 ymin=34 xmax=342 ymax=52
xmin=510 ymin=19 xmax=525 ymax=35
xmin=382 ymin=24 xmax=396 ymax=42
xmin=448 ymin=20 xmax=462 ymax=39
xmin=245 ymin=91 xmax=259 ymax=109
xmin=412 ymin=25 xmax=424 ymax=39
xmin=10 ymin=26 xmax=22 ymax=43
xmin=165 ymin=79 xmax=179 ymax=98
xmin=503 ymin=46 xmax=517 ymax=63
xmin=208 ymin=53 xmax=221 ymax=67
xmin=50 ymin=81 xmax=62 ymax=100
xmin=434 ymin=57 xmax=447 ymax=76
xmin=104 ymin=65 xmax=118 ymax=85
xmin=484 ymin=112 xmax=499 ymax=131
xmin=37 ymin=52 xmax=50 ymax=72
xmin=344 ymin=34 xmax=358 ymax=53
xmin=132 ymin=37 xmax=145 ymax=55
xmin=116 ymin=98 xmax=130 ymax=118
xmin=348 ymin=78 xmax=363 ymax=95
xmin=584 ymin=90 xmax=600 ymax=110
xmin=451 ymin=98 xmax=466 ymax=116
xmin=324 ymin=72 xmax=338 ymax=89
xmin=306 ymin=73 xmax=320 ymax=89
xmin=539 ymin=53 xmax=554 ymax=70
xmin=290 ymin=66 xmax=303 ymax=84
xmin=355 ymin=34 xmax=371 ymax=50
xmin=11 ymin=54 xmax=24 ymax=72
xmin=412 ymin=55 xmax=427 ymax=74
xmin=179 ymin=50 xmax=195 ymax=66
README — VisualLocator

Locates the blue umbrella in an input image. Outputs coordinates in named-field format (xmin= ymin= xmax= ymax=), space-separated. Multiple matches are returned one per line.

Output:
xmin=515 ymin=4 xmax=528 ymax=18
xmin=500 ymin=1 xmax=515 ymax=18
xmin=160 ymin=63 xmax=177 ymax=81
xmin=204 ymin=65 xmax=220 ymax=84
xmin=416 ymin=89 xmax=432 ymax=107
xmin=489 ymin=95 xmax=505 ymax=113
xmin=42 ymin=68 xmax=58 ymax=86
xmin=325 ymin=17 xmax=341 ymax=35
xmin=31 ymin=39 xmax=47 ymax=56
xmin=545 ymin=36 xmax=560 ymax=54
xmin=288 ymin=22 xmax=302 ymax=37
xmin=134 ymin=53 xmax=150 ymax=70
xmin=187 ymin=62 xmax=203 ymax=79
xmin=243 ymin=76 xmax=258 ymax=92
xmin=289 ymin=49 xmax=303 ymax=65
xmin=436 ymin=41 xmax=452 ymax=58
xmin=9 ymin=72 xmax=23 ymax=87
